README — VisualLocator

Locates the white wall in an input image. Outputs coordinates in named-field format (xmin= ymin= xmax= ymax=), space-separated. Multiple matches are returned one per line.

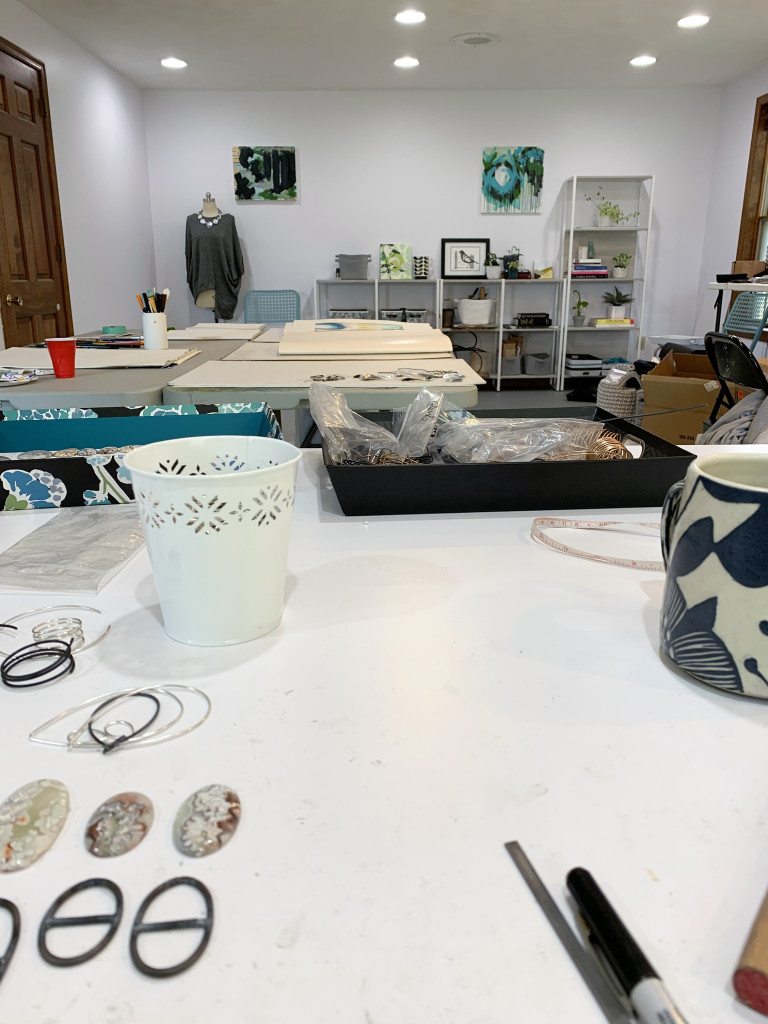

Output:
xmin=144 ymin=88 xmax=719 ymax=335
xmin=0 ymin=0 xmax=154 ymax=341
xmin=695 ymin=60 xmax=768 ymax=338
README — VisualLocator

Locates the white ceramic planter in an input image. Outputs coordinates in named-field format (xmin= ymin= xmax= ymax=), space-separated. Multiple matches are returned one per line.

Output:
xmin=612 ymin=267 xmax=628 ymax=279
xmin=608 ymin=304 xmax=627 ymax=319
xmin=124 ymin=435 xmax=301 ymax=646
xmin=485 ymin=265 xmax=502 ymax=279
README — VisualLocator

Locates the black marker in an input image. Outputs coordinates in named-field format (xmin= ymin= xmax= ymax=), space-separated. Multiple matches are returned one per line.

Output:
xmin=566 ymin=868 xmax=689 ymax=1024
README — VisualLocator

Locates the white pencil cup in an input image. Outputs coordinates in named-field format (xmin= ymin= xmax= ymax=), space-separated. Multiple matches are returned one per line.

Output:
xmin=124 ymin=435 xmax=301 ymax=646
xmin=142 ymin=312 xmax=168 ymax=350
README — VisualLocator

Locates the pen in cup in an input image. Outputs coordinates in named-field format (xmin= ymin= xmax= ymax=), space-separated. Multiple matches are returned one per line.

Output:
xmin=566 ymin=867 xmax=689 ymax=1024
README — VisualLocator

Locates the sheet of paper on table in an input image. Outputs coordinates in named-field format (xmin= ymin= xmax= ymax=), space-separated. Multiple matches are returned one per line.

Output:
xmin=279 ymin=320 xmax=452 ymax=357
xmin=166 ymin=358 xmax=484 ymax=390
xmin=169 ymin=324 xmax=265 ymax=341
xmin=223 ymin=342 xmax=451 ymax=361
xmin=0 ymin=348 xmax=200 ymax=370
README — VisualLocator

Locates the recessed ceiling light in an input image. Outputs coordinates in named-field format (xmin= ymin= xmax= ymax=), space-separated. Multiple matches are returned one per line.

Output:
xmin=629 ymin=54 xmax=656 ymax=67
xmin=394 ymin=56 xmax=420 ymax=68
xmin=677 ymin=14 xmax=710 ymax=28
xmin=161 ymin=57 xmax=187 ymax=69
xmin=395 ymin=9 xmax=426 ymax=24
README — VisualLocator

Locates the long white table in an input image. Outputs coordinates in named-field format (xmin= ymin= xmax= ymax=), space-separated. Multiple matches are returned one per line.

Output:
xmin=0 ymin=448 xmax=764 ymax=1023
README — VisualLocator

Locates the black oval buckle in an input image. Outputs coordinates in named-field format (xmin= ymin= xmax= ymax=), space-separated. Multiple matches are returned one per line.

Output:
xmin=0 ymin=898 xmax=20 ymax=983
xmin=38 ymin=878 xmax=123 ymax=966
xmin=129 ymin=876 xmax=213 ymax=978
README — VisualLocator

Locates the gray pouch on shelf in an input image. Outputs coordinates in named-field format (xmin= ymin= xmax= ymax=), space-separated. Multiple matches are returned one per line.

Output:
xmin=0 ymin=504 xmax=145 ymax=593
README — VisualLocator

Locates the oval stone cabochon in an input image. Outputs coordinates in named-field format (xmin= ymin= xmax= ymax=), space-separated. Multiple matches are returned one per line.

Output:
xmin=0 ymin=779 xmax=70 ymax=873
xmin=85 ymin=791 xmax=154 ymax=857
xmin=173 ymin=784 xmax=241 ymax=858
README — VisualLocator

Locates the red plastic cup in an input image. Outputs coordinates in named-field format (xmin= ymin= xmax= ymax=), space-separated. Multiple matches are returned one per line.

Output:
xmin=45 ymin=337 xmax=77 ymax=378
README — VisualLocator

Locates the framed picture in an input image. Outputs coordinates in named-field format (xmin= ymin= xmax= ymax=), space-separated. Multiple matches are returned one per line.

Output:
xmin=441 ymin=238 xmax=490 ymax=278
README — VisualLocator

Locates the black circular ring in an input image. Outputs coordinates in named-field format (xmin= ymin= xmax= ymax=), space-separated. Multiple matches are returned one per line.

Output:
xmin=1 ymin=640 xmax=75 ymax=688
xmin=87 ymin=691 xmax=161 ymax=753
xmin=38 ymin=878 xmax=123 ymax=967
xmin=130 ymin=876 xmax=213 ymax=978
xmin=0 ymin=898 xmax=20 ymax=983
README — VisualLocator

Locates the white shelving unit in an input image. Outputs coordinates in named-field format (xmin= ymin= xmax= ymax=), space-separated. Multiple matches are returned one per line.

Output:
xmin=313 ymin=279 xmax=440 ymax=327
xmin=313 ymin=276 xmax=564 ymax=390
xmin=558 ymin=175 xmax=654 ymax=390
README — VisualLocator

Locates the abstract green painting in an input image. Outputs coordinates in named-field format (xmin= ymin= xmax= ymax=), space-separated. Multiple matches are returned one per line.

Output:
xmin=233 ymin=146 xmax=297 ymax=201
xmin=379 ymin=243 xmax=413 ymax=279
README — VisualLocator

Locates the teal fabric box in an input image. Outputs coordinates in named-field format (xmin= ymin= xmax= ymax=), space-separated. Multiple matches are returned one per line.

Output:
xmin=0 ymin=402 xmax=280 ymax=510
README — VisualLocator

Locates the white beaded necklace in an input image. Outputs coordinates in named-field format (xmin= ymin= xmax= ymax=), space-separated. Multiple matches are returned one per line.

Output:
xmin=197 ymin=210 xmax=222 ymax=228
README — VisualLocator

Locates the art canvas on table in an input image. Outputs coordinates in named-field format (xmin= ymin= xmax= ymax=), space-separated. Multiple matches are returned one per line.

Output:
xmin=233 ymin=146 xmax=297 ymax=201
xmin=481 ymin=146 xmax=544 ymax=214
xmin=379 ymin=243 xmax=413 ymax=279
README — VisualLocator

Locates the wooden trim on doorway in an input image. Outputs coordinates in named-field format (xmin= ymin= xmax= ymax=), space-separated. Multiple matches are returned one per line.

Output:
xmin=0 ymin=35 xmax=73 ymax=337
xmin=736 ymin=92 xmax=768 ymax=263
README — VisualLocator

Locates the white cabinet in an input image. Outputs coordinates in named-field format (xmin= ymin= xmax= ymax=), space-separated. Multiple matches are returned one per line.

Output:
xmin=557 ymin=175 xmax=654 ymax=390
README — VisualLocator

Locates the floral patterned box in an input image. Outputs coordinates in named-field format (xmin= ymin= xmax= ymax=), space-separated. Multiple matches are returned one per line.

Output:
xmin=0 ymin=402 xmax=280 ymax=511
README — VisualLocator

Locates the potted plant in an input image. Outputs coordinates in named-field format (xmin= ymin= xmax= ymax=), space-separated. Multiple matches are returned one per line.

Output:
xmin=612 ymin=253 xmax=632 ymax=279
xmin=584 ymin=187 xmax=639 ymax=227
xmin=572 ymin=289 xmax=588 ymax=327
xmin=502 ymin=247 xmax=521 ymax=278
xmin=602 ymin=285 xmax=632 ymax=320
xmin=484 ymin=252 xmax=502 ymax=279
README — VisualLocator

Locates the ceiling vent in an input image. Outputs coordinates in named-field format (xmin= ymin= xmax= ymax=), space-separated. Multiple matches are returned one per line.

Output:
xmin=450 ymin=32 xmax=501 ymax=47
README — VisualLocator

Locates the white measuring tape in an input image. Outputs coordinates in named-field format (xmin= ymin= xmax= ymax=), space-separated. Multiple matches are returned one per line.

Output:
xmin=530 ymin=517 xmax=664 ymax=572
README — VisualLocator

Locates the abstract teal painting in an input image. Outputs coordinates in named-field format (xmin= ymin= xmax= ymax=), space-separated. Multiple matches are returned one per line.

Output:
xmin=379 ymin=243 xmax=413 ymax=279
xmin=481 ymin=147 xmax=544 ymax=214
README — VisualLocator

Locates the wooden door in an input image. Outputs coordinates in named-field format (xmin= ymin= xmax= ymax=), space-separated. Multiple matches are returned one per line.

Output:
xmin=0 ymin=37 xmax=71 ymax=347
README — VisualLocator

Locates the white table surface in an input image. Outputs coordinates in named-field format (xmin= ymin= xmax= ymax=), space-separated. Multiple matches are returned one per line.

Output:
xmin=708 ymin=280 xmax=768 ymax=292
xmin=0 ymin=448 xmax=766 ymax=1023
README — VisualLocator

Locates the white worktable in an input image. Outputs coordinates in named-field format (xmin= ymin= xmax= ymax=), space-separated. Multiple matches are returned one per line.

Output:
xmin=0 ymin=448 xmax=766 ymax=1022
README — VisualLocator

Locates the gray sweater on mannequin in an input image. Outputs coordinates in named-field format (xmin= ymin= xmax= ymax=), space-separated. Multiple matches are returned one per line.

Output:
xmin=185 ymin=213 xmax=244 ymax=321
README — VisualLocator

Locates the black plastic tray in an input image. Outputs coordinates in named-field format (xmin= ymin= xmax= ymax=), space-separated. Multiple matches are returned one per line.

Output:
xmin=324 ymin=418 xmax=695 ymax=516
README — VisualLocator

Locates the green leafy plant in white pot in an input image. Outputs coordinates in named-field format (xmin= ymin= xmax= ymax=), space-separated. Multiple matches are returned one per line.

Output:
xmin=612 ymin=253 xmax=631 ymax=279
xmin=585 ymin=187 xmax=639 ymax=227
xmin=572 ymin=289 xmax=588 ymax=327
xmin=602 ymin=285 xmax=632 ymax=320
xmin=484 ymin=253 xmax=502 ymax=279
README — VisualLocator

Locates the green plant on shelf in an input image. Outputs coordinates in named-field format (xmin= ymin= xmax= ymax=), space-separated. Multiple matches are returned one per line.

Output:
xmin=572 ymin=290 xmax=589 ymax=314
xmin=484 ymin=252 xmax=499 ymax=266
xmin=613 ymin=253 xmax=632 ymax=268
xmin=584 ymin=187 xmax=639 ymax=225
xmin=602 ymin=285 xmax=633 ymax=306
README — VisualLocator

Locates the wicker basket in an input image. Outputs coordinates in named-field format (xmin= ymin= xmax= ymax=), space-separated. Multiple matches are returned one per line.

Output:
xmin=596 ymin=364 xmax=641 ymax=418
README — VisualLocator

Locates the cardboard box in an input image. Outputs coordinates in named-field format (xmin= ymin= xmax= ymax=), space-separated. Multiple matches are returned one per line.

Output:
xmin=641 ymin=351 xmax=726 ymax=444
xmin=0 ymin=402 xmax=280 ymax=511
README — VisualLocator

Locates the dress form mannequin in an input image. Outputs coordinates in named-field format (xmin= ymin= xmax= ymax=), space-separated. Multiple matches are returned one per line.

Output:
xmin=185 ymin=194 xmax=244 ymax=321
xmin=195 ymin=193 xmax=219 ymax=316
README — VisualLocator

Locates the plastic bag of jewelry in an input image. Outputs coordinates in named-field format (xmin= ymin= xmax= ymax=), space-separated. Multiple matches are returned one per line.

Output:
xmin=394 ymin=387 xmax=445 ymax=458
xmin=309 ymin=382 xmax=408 ymax=464
xmin=434 ymin=417 xmax=605 ymax=464
xmin=0 ymin=504 xmax=145 ymax=593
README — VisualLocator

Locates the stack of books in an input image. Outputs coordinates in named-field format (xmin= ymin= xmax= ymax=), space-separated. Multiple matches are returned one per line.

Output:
xmin=572 ymin=258 xmax=609 ymax=278
xmin=587 ymin=318 xmax=635 ymax=328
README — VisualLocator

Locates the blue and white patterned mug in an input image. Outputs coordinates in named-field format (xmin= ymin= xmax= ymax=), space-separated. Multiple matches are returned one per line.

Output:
xmin=660 ymin=453 xmax=768 ymax=698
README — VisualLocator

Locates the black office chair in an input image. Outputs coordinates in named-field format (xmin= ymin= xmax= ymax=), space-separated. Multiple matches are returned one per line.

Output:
xmin=704 ymin=331 xmax=768 ymax=426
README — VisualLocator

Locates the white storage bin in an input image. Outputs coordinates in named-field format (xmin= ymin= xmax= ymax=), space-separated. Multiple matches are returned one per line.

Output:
xmin=456 ymin=298 xmax=495 ymax=325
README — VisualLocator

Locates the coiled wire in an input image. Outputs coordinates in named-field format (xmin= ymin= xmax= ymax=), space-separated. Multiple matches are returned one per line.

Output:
xmin=31 ymin=617 xmax=86 ymax=652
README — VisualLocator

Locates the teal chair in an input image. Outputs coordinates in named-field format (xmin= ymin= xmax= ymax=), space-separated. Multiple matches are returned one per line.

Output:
xmin=244 ymin=289 xmax=301 ymax=323
xmin=723 ymin=291 xmax=768 ymax=351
